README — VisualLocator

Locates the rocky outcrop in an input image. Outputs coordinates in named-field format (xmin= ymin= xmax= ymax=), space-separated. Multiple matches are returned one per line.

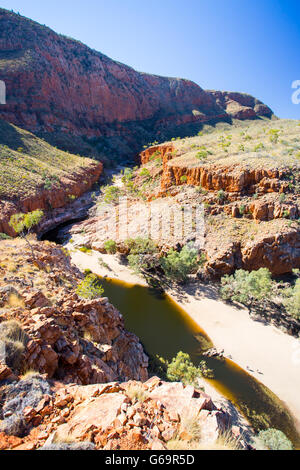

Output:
xmin=0 ymin=239 xmax=148 ymax=384
xmin=205 ymin=226 xmax=300 ymax=277
xmin=208 ymin=91 xmax=273 ymax=120
xmin=0 ymin=9 xmax=273 ymax=159
xmin=241 ymin=229 xmax=300 ymax=275
xmin=162 ymin=164 xmax=289 ymax=193
xmin=0 ymin=377 xmax=252 ymax=450
xmin=140 ymin=144 xmax=290 ymax=195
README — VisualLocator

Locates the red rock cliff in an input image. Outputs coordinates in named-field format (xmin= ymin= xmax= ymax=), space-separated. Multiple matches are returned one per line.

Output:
xmin=0 ymin=9 xmax=273 ymax=157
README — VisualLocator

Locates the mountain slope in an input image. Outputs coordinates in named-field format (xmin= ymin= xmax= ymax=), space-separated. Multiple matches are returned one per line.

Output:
xmin=0 ymin=118 xmax=102 ymax=236
xmin=0 ymin=8 xmax=273 ymax=162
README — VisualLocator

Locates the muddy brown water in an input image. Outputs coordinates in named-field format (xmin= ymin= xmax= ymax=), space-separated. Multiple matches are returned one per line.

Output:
xmin=100 ymin=276 xmax=300 ymax=448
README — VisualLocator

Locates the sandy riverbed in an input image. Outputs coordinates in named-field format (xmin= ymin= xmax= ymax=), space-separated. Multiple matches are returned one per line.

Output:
xmin=70 ymin=247 xmax=300 ymax=428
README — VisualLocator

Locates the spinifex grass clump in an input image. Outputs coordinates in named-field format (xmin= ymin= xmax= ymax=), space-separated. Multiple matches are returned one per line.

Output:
xmin=0 ymin=320 xmax=29 ymax=372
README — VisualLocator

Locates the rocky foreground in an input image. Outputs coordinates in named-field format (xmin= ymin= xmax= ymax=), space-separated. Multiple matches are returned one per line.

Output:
xmin=0 ymin=239 xmax=253 ymax=450
xmin=0 ymin=376 xmax=250 ymax=451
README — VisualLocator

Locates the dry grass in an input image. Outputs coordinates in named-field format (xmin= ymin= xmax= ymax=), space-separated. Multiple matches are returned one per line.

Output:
xmin=0 ymin=320 xmax=29 ymax=371
xmin=179 ymin=409 xmax=202 ymax=441
xmin=4 ymin=293 xmax=25 ymax=309
xmin=20 ymin=369 xmax=41 ymax=380
xmin=167 ymin=429 xmax=242 ymax=451
xmin=168 ymin=119 xmax=300 ymax=171
xmin=126 ymin=383 xmax=149 ymax=403
xmin=0 ymin=118 xmax=96 ymax=199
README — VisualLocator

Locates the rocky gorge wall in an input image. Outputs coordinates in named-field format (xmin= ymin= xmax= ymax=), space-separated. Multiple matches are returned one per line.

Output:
xmin=0 ymin=9 xmax=273 ymax=159
xmin=138 ymin=144 xmax=300 ymax=277
xmin=0 ymin=161 xmax=102 ymax=237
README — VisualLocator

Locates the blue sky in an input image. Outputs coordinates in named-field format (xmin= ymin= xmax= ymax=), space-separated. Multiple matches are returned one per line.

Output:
xmin=1 ymin=0 xmax=299 ymax=118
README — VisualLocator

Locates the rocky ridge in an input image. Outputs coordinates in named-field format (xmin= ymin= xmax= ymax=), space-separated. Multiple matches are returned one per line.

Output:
xmin=0 ymin=239 xmax=147 ymax=384
xmin=0 ymin=9 xmax=273 ymax=161
xmin=137 ymin=119 xmax=300 ymax=276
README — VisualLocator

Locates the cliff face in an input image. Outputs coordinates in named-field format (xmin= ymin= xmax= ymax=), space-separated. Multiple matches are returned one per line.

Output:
xmin=135 ymin=119 xmax=300 ymax=277
xmin=0 ymin=9 xmax=273 ymax=159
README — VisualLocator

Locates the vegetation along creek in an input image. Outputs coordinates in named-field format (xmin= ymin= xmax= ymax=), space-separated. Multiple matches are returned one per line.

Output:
xmin=42 ymin=217 xmax=300 ymax=448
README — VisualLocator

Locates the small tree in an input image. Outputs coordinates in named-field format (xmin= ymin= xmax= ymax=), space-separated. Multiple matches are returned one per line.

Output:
xmin=161 ymin=244 xmax=199 ymax=283
xmin=283 ymin=278 xmax=300 ymax=319
xmin=125 ymin=238 xmax=160 ymax=286
xmin=104 ymin=239 xmax=117 ymax=254
xmin=9 ymin=210 xmax=44 ymax=259
xmin=125 ymin=237 xmax=157 ymax=255
xmin=166 ymin=352 xmax=202 ymax=386
xmin=180 ymin=175 xmax=188 ymax=183
xmin=220 ymin=268 xmax=273 ymax=310
xmin=76 ymin=274 xmax=104 ymax=299
xmin=217 ymin=189 xmax=226 ymax=202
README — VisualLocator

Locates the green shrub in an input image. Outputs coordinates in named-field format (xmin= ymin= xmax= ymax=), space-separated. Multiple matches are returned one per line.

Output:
xmin=9 ymin=210 xmax=44 ymax=235
xmin=104 ymin=239 xmax=117 ymax=254
xmin=254 ymin=143 xmax=264 ymax=152
xmin=180 ymin=175 xmax=188 ymax=183
xmin=268 ymin=129 xmax=280 ymax=144
xmin=239 ymin=205 xmax=246 ymax=215
xmin=283 ymin=278 xmax=300 ymax=319
xmin=195 ymin=150 xmax=208 ymax=160
xmin=76 ymin=274 xmax=104 ymax=299
xmin=43 ymin=178 xmax=53 ymax=190
xmin=282 ymin=210 xmax=290 ymax=219
xmin=125 ymin=237 xmax=157 ymax=255
xmin=121 ymin=167 xmax=134 ymax=183
xmin=0 ymin=233 xmax=12 ymax=240
xmin=252 ymin=429 xmax=293 ymax=450
xmin=139 ymin=168 xmax=151 ymax=178
xmin=0 ymin=375 xmax=50 ymax=437
xmin=166 ymin=352 xmax=202 ymax=386
xmin=279 ymin=193 xmax=286 ymax=204
xmin=9 ymin=210 xmax=44 ymax=259
xmin=220 ymin=268 xmax=273 ymax=307
xmin=78 ymin=246 xmax=91 ymax=254
xmin=217 ymin=190 xmax=226 ymax=202
xmin=102 ymin=185 xmax=121 ymax=204
xmin=161 ymin=244 xmax=199 ymax=283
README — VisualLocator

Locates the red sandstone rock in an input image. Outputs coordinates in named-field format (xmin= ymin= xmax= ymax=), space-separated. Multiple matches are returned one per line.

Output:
xmin=0 ymin=9 xmax=272 ymax=161
xmin=0 ymin=363 xmax=13 ymax=381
